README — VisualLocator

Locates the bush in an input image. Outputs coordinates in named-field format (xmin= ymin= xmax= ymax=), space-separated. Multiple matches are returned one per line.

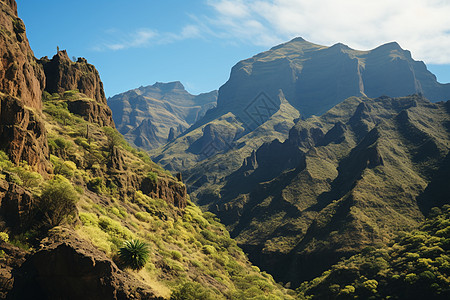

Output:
xmin=38 ymin=175 xmax=79 ymax=227
xmin=170 ymin=282 xmax=215 ymax=300
xmin=119 ymin=239 xmax=150 ymax=270
xmin=146 ymin=171 xmax=158 ymax=183
xmin=88 ymin=177 xmax=104 ymax=194
xmin=103 ymin=127 xmax=124 ymax=152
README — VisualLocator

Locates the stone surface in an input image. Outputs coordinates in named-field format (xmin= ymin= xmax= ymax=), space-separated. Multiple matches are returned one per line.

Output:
xmin=0 ymin=95 xmax=50 ymax=174
xmin=0 ymin=0 xmax=45 ymax=111
xmin=0 ymin=179 xmax=33 ymax=232
xmin=0 ymin=0 xmax=49 ymax=175
xmin=40 ymin=51 xmax=107 ymax=105
xmin=66 ymin=98 xmax=114 ymax=127
xmin=8 ymin=229 xmax=162 ymax=300
xmin=141 ymin=177 xmax=187 ymax=209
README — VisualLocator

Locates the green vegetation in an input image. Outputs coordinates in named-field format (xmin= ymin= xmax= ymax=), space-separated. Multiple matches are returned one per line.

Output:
xmin=119 ymin=239 xmax=150 ymax=270
xmin=170 ymin=282 xmax=215 ymax=300
xmin=146 ymin=171 xmax=158 ymax=183
xmin=38 ymin=175 xmax=79 ymax=228
xmin=297 ymin=205 xmax=450 ymax=299
xmin=30 ymin=90 xmax=295 ymax=299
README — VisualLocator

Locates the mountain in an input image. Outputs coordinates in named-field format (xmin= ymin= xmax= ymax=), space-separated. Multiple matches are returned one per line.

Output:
xmin=152 ymin=38 xmax=450 ymax=203
xmin=0 ymin=1 xmax=294 ymax=299
xmin=108 ymin=81 xmax=217 ymax=150
xmin=209 ymin=94 xmax=450 ymax=286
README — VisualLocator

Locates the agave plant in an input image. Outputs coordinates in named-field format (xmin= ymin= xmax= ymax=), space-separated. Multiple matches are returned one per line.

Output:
xmin=119 ymin=239 xmax=150 ymax=270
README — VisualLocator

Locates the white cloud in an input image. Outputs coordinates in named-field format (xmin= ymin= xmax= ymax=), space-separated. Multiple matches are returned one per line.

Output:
xmin=94 ymin=28 xmax=158 ymax=51
xmin=93 ymin=0 xmax=450 ymax=64
xmin=205 ymin=0 xmax=450 ymax=64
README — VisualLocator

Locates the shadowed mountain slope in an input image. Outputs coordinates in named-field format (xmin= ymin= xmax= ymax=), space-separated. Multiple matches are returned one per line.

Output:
xmin=208 ymin=95 xmax=450 ymax=286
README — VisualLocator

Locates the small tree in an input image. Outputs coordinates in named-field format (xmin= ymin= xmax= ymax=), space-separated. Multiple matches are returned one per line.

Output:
xmin=102 ymin=127 xmax=123 ymax=152
xmin=38 ymin=175 xmax=79 ymax=228
xmin=119 ymin=239 xmax=150 ymax=270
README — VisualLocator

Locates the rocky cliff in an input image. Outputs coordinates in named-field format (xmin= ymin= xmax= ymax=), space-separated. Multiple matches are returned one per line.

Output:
xmin=0 ymin=0 xmax=44 ymax=110
xmin=40 ymin=51 xmax=114 ymax=127
xmin=0 ymin=0 xmax=49 ymax=174
xmin=217 ymin=38 xmax=450 ymax=118
xmin=108 ymin=81 xmax=217 ymax=150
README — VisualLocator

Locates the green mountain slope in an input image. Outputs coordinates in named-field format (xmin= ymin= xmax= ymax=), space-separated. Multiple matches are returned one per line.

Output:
xmin=297 ymin=205 xmax=450 ymax=299
xmin=0 ymin=1 xmax=294 ymax=298
xmin=208 ymin=95 xmax=450 ymax=286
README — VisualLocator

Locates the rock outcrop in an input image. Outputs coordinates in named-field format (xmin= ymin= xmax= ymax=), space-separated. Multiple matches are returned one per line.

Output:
xmin=0 ymin=94 xmax=50 ymax=174
xmin=141 ymin=176 xmax=187 ymax=209
xmin=8 ymin=229 xmax=162 ymax=300
xmin=0 ymin=0 xmax=49 ymax=175
xmin=0 ymin=241 xmax=27 ymax=298
xmin=40 ymin=51 xmax=115 ymax=127
xmin=66 ymin=97 xmax=114 ymax=127
xmin=0 ymin=178 xmax=33 ymax=232
xmin=40 ymin=51 xmax=107 ymax=105
xmin=0 ymin=0 xmax=45 ymax=110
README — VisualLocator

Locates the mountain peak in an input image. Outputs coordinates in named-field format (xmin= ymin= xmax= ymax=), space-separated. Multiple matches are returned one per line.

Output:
xmin=153 ymin=81 xmax=185 ymax=90
xmin=329 ymin=42 xmax=352 ymax=51
xmin=373 ymin=41 xmax=403 ymax=52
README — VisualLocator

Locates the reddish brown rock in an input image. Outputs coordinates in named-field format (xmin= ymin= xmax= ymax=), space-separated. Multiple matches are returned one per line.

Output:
xmin=66 ymin=98 xmax=114 ymax=127
xmin=0 ymin=0 xmax=45 ymax=110
xmin=8 ymin=229 xmax=162 ymax=300
xmin=0 ymin=179 xmax=33 ymax=232
xmin=39 ymin=51 xmax=115 ymax=127
xmin=40 ymin=51 xmax=107 ymax=105
xmin=0 ymin=241 xmax=27 ymax=298
xmin=0 ymin=95 xmax=50 ymax=174
xmin=141 ymin=177 xmax=187 ymax=209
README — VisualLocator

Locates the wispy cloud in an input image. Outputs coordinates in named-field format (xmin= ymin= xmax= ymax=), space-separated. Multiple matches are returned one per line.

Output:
xmin=205 ymin=0 xmax=450 ymax=64
xmin=93 ymin=0 xmax=450 ymax=64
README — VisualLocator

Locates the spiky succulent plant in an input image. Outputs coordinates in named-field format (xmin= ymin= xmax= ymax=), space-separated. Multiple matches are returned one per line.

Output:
xmin=119 ymin=239 xmax=150 ymax=270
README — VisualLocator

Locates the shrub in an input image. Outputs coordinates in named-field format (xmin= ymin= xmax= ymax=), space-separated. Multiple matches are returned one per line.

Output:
xmin=38 ymin=175 xmax=79 ymax=227
xmin=0 ymin=232 xmax=9 ymax=243
xmin=103 ymin=127 xmax=124 ymax=152
xmin=88 ymin=177 xmax=104 ymax=194
xmin=146 ymin=171 xmax=158 ymax=183
xmin=135 ymin=211 xmax=151 ymax=222
xmin=171 ymin=250 xmax=182 ymax=260
xmin=170 ymin=282 xmax=215 ymax=300
xmin=119 ymin=239 xmax=150 ymax=270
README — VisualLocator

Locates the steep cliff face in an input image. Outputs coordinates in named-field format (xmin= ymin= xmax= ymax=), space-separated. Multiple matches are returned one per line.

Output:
xmin=0 ymin=0 xmax=49 ymax=174
xmin=40 ymin=51 xmax=107 ymax=105
xmin=216 ymin=38 xmax=450 ymax=118
xmin=40 ymin=51 xmax=115 ymax=127
xmin=0 ymin=0 xmax=44 ymax=110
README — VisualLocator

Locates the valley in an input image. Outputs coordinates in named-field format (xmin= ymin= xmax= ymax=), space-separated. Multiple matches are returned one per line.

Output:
xmin=1 ymin=0 xmax=449 ymax=299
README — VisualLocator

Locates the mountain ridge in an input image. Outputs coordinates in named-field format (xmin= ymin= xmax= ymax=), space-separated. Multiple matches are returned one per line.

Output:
xmin=108 ymin=81 xmax=217 ymax=150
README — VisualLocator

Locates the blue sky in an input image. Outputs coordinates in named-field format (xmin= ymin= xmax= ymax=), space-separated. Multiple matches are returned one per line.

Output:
xmin=16 ymin=0 xmax=450 ymax=98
